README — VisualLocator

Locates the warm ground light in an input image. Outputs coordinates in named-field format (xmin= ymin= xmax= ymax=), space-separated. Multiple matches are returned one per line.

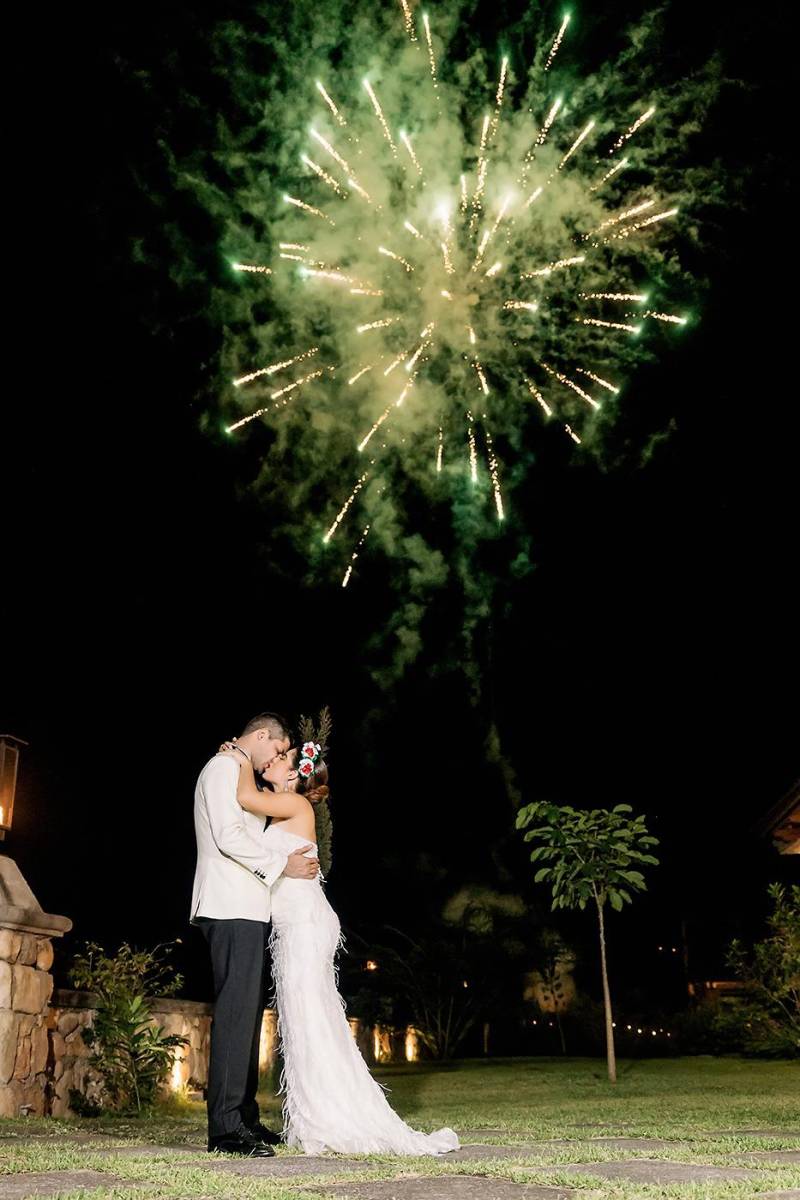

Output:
xmin=1 ymin=1058 xmax=798 ymax=1199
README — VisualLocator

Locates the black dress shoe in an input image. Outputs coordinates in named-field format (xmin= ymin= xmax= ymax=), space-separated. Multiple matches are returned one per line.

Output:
xmin=247 ymin=1121 xmax=283 ymax=1146
xmin=208 ymin=1124 xmax=276 ymax=1156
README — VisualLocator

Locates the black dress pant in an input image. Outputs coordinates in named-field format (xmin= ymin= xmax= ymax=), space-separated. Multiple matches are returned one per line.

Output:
xmin=197 ymin=917 xmax=269 ymax=1138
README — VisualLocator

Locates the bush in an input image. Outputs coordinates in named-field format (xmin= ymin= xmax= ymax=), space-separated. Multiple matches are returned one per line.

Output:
xmin=727 ymin=883 xmax=800 ymax=1059
xmin=69 ymin=941 xmax=189 ymax=1115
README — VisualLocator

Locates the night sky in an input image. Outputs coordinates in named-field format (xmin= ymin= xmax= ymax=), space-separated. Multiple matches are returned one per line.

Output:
xmin=3 ymin=0 xmax=797 ymax=1011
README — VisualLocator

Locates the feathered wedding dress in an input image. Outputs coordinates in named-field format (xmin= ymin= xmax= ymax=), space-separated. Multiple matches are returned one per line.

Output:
xmin=264 ymin=823 xmax=459 ymax=1156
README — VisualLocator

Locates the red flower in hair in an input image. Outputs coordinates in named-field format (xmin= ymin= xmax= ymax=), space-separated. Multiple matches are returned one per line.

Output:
xmin=298 ymin=759 xmax=315 ymax=778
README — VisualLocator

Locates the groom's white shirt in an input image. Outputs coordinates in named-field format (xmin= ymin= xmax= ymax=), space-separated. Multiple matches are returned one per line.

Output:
xmin=190 ymin=754 xmax=288 ymax=923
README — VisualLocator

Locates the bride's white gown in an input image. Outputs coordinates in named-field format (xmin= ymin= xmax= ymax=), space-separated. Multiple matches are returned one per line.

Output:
xmin=264 ymin=823 xmax=460 ymax=1156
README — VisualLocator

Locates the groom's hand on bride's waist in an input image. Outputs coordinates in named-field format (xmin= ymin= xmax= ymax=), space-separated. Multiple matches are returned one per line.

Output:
xmin=284 ymin=846 xmax=320 ymax=879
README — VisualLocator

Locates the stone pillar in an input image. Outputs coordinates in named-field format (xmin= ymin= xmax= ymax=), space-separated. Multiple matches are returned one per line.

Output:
xmin=0 ymin=855 xmax=71 ymax=1116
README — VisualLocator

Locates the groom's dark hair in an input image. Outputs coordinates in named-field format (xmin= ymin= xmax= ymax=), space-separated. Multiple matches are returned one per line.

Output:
xmin=240 ymin=711 xmax=291 ymax=740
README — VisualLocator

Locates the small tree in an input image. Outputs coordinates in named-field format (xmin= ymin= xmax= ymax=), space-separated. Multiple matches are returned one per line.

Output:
xmin=516 ymin=802 xmax=659 ymax=1082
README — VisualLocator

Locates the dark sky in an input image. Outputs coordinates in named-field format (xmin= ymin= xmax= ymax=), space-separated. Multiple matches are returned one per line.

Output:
xmin=2 ymin=0 xmax=797 ymax=1007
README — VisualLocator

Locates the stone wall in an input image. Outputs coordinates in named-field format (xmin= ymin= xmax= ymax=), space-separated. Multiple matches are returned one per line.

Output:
xmin=0 ymin=929 xmax=56 ymax=1117
xmin=45 ymin=990 xmax=216 ymax=1116
xmin=39 ymin=992 xmax=421 ymax=1117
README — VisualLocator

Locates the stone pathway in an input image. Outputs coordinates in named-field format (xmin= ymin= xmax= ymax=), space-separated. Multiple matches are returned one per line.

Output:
xmin=310 ymin=1182 xmax=573 ymax=1200
xmin=1 ymin=1130 xmax=798 ymax=1199
xmin=0 ymin=1171 xmax=130 ymax=1200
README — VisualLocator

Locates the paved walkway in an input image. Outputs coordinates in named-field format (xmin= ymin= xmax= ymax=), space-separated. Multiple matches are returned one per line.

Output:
xmin=1 ymin=1127 xmax=798 ymax=1198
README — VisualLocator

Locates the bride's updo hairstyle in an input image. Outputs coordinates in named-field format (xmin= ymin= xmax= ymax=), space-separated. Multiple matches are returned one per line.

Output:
xmin=298 ymin=759 xmax=329 ymax=807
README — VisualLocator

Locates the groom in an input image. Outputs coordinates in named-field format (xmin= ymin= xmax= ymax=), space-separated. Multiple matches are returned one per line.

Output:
xmin=191 ymin=711 xmax=319 ymax=1157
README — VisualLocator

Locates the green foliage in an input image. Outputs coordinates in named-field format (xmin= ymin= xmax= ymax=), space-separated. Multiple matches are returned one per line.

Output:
xmin=371 ymin=886 xmax=529 ymax=1059
xmin=315 ymin=796 xmax=333 ymax=878
xmin=726 ymin=883 xmax=800 ymax=1058
xmin=515 ymin=801 xmax=659 ymax=912
xmin=299 ymin=704 xmax=333 ymax=876
xmin=69 ymin=941 xmax=189 ymax=1115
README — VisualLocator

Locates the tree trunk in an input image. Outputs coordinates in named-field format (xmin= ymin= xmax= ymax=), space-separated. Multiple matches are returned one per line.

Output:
xmin=555 ymin=1009 xmax=566 ymax=1055
xmin=596 ymin=899 xmax=617 ymax=1083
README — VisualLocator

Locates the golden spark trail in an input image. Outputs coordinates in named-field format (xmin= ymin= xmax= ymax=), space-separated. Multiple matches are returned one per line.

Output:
xmin=384 ymin=347 xmax=412 ymax=376
xmin=474 ymin=360 xmax=490 ymax=394
xmin=303 ymin=268 xmax=360 ymax=285
xmin=467 ymin=411 xmax=478 ymax=481
xmin=641 ymin=310 xmax=687 ymax=325
xmin=233 ymin=347 xmax=319 ymax=388
xmin=436 ymin=426 xmax=444 ymax=472
xmin=404 ymin=220 xmax=423 ymax=238
xmin=544 ymin=13 xmax=571 ymax=72
xmin=324 ymin=472 xmax=369 ymax=543
xmin=350 ymin=287 xmax=384 ymax=296
xmin=607 ymin=206 xmax=679 ymax=240
xmin=460 ymin=174 xmax=468 ymax=212
xmin=522 ymin=255 xmax=584 ymax=278
xmin=521 ymin=96 xmax=563 ymax=185
xmin=357 ymin=372 xmax=418 ymax=451
xmin=270 ymin=368 xmax=324 ymax=400
xmin=226 ymin=407 xmax=269 ymax=433
xmin=575 ymin=366 xmax=620 ymax=393
xmin=590 ymin=156 xmax=629 ymax=192
xmin=379 ymin=245 xmax=414 ymax=272
xmin=525 ymin=376 xmax=553 ymax=417
xmin=422 ymin=14 xmax=440 ymax=99
xmin=472 ymin=194 xmax=510 ymax=269
xmin=284 ymin=194 xmax=335 ymax=224
xmin=348 ymin=362 xmax=378 ymax=385
xmin=316 ymin=80 xmax=347 ymax=127
xmin=468 ymin=325 xmax=477 ymax=346
xmin=441 ymin=241 xmax=455 ymax=274
xmin=342 ymin=524 xmax=371 ymax=588
xmin=400 ymin=130 xmax=423 ymax=175
xmin=280 ymin=253 xmax=307 ymax=262
xmin=310 ymin=128 xmax=355 ymax=177
xmin=232 ymin=262 xmax=271 ymax=275
xmin=579 ymin=291 xmax=647 ymax=302
xmin=357 ymin=317 xmax=401 ymax=333
xmin=347 ymin=177 xmax=375 ymax=205
xmin=541 ymin=361 xmax=601 ymax=411
xmin=485 ymin=261 xmax=502 ymax=277
xmin=363 ymin=79 xmax=397 ymax=154
xmin=488 ymin=57 xmax=509 ymax=144
xmin=406 ymin=324 xmax=435 ymax=372
xmin=483 ymin=424 xmax=505 ymax=519
xmin=565 ymin=424 xmax=581 ymax=444
xmin=578 ymin=316 xmax=641 ymax=333
xmin=609 ymin=106 xmax=655 ymax=154
xmin=279 ymin=242 xmax=310 ymax=251
xmin=536 ymin=96 xmax=563 ymax=146
xmin=301 ymin=153 xmax=347 ymax=196
xmin=503 ymin=300 xmax=538 ymax=312
xmin=398 ymin=0 xmax=416 ymax=40
xmin=470 ymin=114 xmax=491 ymax=231
xmin=525 ymin=185 xmax=543 ymax=209
xmin=551 ymin=120 xmax=595 ymax=176
xmin=585 ymin=198 xmax=654 ymax=238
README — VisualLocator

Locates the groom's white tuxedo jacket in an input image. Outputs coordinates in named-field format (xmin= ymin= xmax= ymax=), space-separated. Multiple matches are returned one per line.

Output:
xmin=190 ymin=754 xmax=288 ymax=923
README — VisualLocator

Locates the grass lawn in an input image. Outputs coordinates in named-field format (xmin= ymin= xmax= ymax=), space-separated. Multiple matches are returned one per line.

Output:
xmin=1 ymin=1057 xmax=798 ymax=1199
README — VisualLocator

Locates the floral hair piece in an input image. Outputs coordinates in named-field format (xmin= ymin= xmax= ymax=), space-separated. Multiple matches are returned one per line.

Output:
xmin=296 ymin=706 xmax=331 ymax=781
xmin=298 ymin=742 xmax=322 ymax=779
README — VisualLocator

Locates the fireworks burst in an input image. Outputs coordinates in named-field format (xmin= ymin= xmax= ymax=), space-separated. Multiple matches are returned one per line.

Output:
xmin=224 ymin=3 xmax=699 ymax=589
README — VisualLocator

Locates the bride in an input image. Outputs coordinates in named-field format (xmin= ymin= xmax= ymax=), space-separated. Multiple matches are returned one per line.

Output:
xmin=218 ymin=738 xmax=459 ymax=1157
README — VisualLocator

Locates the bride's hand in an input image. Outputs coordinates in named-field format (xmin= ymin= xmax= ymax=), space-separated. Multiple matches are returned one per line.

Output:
xmin=218 ymin=738 xmax=242 ymax=760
